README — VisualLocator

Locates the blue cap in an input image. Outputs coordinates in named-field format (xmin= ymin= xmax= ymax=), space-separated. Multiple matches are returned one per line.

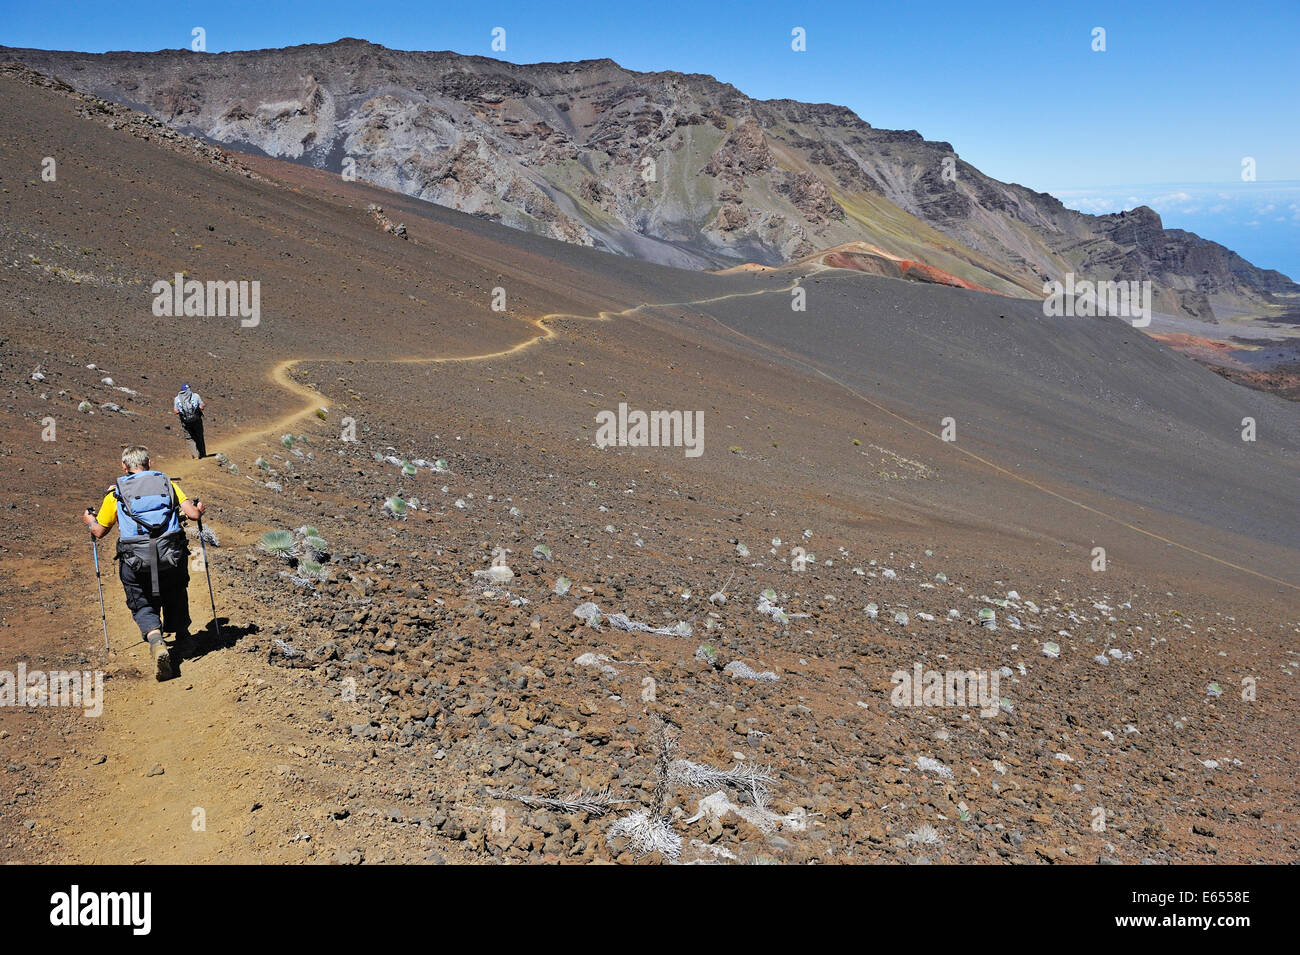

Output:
xmin=181 ymin=384 xmax=190 ymax=390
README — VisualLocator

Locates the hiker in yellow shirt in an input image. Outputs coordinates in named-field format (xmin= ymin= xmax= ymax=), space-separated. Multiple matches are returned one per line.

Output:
xmin=82 ymin=446 xmax=206 ymax=680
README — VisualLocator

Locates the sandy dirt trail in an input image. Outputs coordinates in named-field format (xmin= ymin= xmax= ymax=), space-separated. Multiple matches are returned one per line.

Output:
xmin=46 ymin=276 xmax=1292 ymax=863
xmin=42 ymin=293 xmax=664 ymax=861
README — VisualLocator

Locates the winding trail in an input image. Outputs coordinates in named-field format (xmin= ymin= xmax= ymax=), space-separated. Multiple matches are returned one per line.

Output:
xmin=53 ymin=272 xmax=1295 ymax=862
xmin=196 ymin=280 xmax=818 ymax=472
xmin=194 ymin=273 xmax=1300 ymax=594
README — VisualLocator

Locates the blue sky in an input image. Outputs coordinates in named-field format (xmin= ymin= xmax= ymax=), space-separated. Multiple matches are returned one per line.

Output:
xmin=4 ymin=0 xmax=1298 ymax=275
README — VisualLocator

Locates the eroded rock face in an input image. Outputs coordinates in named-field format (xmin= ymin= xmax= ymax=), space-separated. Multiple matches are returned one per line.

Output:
xmin=714 ymin=204 xmax=750 ymax=233
xmin=5 ymin=39 xmax=1296 ymax=316
xmin=705 ymin=116 xmax=774 ymax=183
xmin=774 ymin=171 xmax=846 ymax=224
xmin=206 ymin=74 xmax=338 ymax=160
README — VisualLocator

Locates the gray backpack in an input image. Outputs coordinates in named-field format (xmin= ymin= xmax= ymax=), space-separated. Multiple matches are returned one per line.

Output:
xmin=178 ymin=391 xmax=201 ymax=424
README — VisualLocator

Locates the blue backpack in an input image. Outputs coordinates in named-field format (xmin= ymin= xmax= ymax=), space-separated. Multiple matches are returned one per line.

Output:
xmin=114 ymin=470 xmax=187 ymax=595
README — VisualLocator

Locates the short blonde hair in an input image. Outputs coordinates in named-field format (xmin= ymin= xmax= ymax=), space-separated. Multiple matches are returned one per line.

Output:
xmin=121 ymin=446 xmax=151 ymax=470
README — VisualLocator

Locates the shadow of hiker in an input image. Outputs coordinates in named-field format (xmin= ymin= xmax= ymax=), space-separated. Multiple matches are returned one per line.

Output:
xmin=170 ymin=619 xmax=259 ymax=675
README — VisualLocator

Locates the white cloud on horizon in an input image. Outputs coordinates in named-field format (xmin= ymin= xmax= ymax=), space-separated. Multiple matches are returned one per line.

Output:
xmin=1051 ymin=182 xmax=1300 ymax=222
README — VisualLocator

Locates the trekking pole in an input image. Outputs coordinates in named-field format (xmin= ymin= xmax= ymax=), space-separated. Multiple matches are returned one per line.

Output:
xmin=87 ymin=511 xmax=110 ymax=653
xmin=196 ymin=512 xmax=222 ymax=640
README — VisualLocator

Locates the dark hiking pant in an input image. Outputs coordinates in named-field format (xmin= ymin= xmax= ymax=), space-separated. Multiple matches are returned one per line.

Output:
xmin=182 ymin=416 xmax=206 ymax=458
xmin=120 ymin=559 xmax=191 ymax=639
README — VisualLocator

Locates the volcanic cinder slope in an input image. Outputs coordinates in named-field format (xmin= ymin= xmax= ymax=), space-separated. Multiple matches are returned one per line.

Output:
xmin=3 ymin=38 xmax=1299 ymax=328
xmin=0 ymin=64 xmax=1297 ymax=865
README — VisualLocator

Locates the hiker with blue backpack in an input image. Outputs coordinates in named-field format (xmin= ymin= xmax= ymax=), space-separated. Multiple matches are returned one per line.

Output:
xmin=173 ymin=383 xmax=206 ymax=458
xmin=82 ymin=445 xmax=207 ymax=680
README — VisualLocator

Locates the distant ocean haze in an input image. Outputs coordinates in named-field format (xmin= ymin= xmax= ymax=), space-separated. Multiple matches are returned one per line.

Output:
xmin=1050 ymin=181 xmax=1300 ymax=282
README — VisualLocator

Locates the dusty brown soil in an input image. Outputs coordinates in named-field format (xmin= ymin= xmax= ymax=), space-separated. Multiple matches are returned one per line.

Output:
xmin=1203 ymin=362 xmax=1300 ymax=403
xmin=1150 ymin=331 xmax=1300 ymax=402
xmin=1 ymin=67 xmax=1296 ymax=865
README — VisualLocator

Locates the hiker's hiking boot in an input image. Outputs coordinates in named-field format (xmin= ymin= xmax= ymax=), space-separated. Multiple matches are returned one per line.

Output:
xmin=147 ymin=630 xmax=173 ymax=682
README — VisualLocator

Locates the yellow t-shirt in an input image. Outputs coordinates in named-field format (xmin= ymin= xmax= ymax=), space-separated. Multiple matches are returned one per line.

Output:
xmin=95 ymin=480 xmax=188 ymax=529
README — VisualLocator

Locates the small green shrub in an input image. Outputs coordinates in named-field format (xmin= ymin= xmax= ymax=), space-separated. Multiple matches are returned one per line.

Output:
xmin=259 ymin=529 xmax=296 ymax=560
xmin=298 ymin=558 xmax=328 ymax=581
